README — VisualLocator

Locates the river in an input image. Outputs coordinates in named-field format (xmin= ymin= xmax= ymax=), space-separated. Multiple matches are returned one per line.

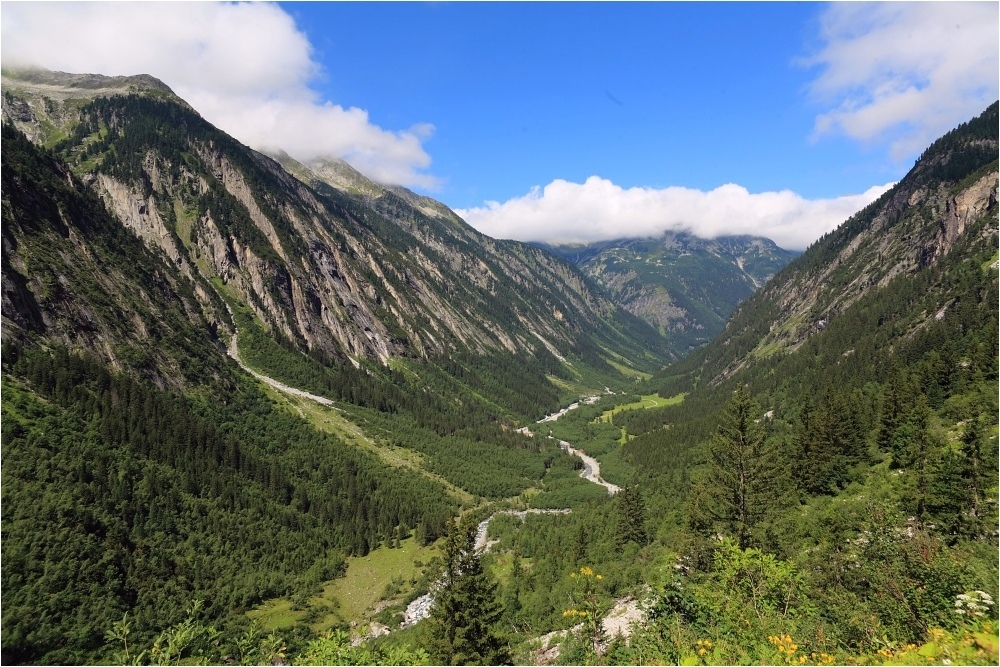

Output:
xmin=223 ymin=331 xmax=617 ymax=629
xmin=520 ymin=397 xmax=621 ymax=496
xmin=402 ymin=397 xmax=620 ymax=626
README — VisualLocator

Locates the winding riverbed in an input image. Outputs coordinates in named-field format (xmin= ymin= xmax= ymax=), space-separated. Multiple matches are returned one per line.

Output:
xmin=558 ymin=440 xmax=621 ymax=495
xmin=402 ymin=398 xmax=620 ymax=626
xmin=520 ymin=398 xmax=621 ymax=496
xmin=223 ymin=333 xmax=619 ymax=631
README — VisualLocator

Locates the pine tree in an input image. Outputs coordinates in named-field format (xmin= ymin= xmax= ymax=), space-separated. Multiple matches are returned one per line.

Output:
xmin=615 ymin=485 xmax=648 ymax=548
xmin=427 ymin=519 xmax=511 ymax=665
xmin=501 ymin=556 xmax=524 ymax=631
xmin=958 ymin=416 xmax=987 ymax=537
xmin=796 ymin=387 xmax=867 ymax=494
xmin=699 ymin=384 xmax=780 ymax=549
xmin=878 ymin=365 xmax=915 ymax=456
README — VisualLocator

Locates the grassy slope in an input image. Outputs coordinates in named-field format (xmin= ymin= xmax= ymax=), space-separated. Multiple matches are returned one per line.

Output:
xmin=247 ymin=537 xmax=440 ymax=633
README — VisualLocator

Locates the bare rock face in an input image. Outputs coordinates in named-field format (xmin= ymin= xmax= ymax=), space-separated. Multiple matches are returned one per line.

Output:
xmin=3 ymin=70 xmax=667 ymax=375
xmin=96 ymin=174 xmax=187 ymax=270
xmin=931 ymin=171 xmax=997 ymax=261
xmin=627 ymin=286 xmax=693 ymax=330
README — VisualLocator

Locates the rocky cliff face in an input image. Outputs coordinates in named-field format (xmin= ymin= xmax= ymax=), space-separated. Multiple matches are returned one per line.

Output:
xmin=2 ymin=69 xmax=666 ymax=377
xmin=1 ymin=124 xmax=230 ymax=389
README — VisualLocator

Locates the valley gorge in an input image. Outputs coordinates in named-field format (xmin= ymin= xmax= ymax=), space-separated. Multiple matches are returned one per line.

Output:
xmin=2 ymin=67 xmax=997 ymax=667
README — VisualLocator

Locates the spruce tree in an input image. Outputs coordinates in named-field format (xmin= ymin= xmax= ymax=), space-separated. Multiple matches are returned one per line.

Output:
xmin=700 ymin=384 xmax=780 ymax=549
xmin=427 ymin=519 xmax=510 ymax=665
xmin=615 ymin=485 xmax=648 ymax=548
xmin=958 ymin=416 xmax=987 ymax=537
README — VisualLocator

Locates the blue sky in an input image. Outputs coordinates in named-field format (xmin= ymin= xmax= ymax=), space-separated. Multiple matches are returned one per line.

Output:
xmin=3 ymin=2 xmax=997 ymax=249
xmin=287 ymin=2 xmax=851 ymax=202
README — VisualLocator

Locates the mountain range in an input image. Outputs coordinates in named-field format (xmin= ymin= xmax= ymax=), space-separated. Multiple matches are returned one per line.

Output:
xmin=2 ymin=68 xmax=997 ymax=666
xmin=1 ymin=69 xmax=669 ymax=386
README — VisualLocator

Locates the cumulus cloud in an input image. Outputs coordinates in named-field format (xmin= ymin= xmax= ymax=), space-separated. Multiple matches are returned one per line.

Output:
xmin=456 ymin=177 xmax=894 ymax=251
xmin=1 ymin=2 xmax=437 ymax=188
xmin=804 ymin=2 xmax=998 ymax=160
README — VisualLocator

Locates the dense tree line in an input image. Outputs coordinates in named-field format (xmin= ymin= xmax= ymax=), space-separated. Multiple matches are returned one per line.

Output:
xmin=1 ymin=346 xmax=456 ymax=664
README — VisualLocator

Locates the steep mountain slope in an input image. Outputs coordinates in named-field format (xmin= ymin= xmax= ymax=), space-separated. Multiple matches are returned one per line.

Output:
xmin=0 ymin=121 xmax=232 ymax=391
xmin=624 ymin=102 xmax=998 ymax=509
xmin=542 ymin=233 xmax=798 ymax=353
xmin=2 ymin=69 xmax=667 ymax=391
xmin=1 ymin=121 xmax=465 ymax=665
xmin=651 ymin=102 xmax=998 ymax=393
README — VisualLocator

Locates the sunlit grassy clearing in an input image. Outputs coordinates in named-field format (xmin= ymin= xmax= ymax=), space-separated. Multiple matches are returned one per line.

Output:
xmin=321 ymin=538 xmax=440 ymax=626
xmin=598 ymin=392 xmax=685 ymax=422
xmin=545 ymin=372 xmax=606 ymax=404
xmin=604 ymin=356 xmax=652 ymax=380
xmin=258 ymin=384 xmax=475 ymax=505
xmin=247 ymin=536 xmax=440 ymax=633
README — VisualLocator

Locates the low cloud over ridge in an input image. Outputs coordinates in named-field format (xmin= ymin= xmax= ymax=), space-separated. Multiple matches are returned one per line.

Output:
xmin=1 ymin=2 xmax=438 ymax=188
xmin=456 ymin=177 xmax=894 ymax=251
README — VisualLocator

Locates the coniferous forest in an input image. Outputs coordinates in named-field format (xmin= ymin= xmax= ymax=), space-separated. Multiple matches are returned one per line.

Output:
xmin=1 ymin=66 xmax=997 ymax=666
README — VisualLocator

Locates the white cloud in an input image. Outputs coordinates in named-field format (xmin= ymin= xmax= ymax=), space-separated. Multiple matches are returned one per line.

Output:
xmin=0 ymin=1 xmax=438 ymax=188
xmin=456 ymin=177 xmax=894 ymax=251
xmin=804 ymin=2 xmax=999 ymax=160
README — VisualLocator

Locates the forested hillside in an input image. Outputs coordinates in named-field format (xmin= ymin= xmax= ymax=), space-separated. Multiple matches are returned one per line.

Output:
xmin=1 ymin=123 xmax=457 ymax=664
xmin=0 ymin=69 xmax=669 ymax=664
xmin=589 ymin=102 xmax=999 ymax=663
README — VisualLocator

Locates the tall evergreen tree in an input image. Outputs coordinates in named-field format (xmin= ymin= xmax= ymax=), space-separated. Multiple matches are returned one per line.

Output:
xmin=698 ymin=385 xmax=781 ymax=549
xmin=615 ymin=485 xmax=648 ymax=548
xmin=958 ymin=415 xmax=987 ymax=537
xmin=427 ymin=519 xmax=510 ymax=665
xmin=929 ymin=416 xmax=991 ymax=543
xmin=796 ymin=387 xmax=867 ymax=494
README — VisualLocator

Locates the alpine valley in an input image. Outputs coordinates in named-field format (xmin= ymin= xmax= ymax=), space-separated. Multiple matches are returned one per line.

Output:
xmin=2 ymin=69 xmax=997 ymax=666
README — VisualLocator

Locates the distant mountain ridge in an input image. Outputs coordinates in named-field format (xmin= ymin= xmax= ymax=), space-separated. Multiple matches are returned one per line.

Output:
xmin=540 ymin=232 xmax=799 ymax=353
